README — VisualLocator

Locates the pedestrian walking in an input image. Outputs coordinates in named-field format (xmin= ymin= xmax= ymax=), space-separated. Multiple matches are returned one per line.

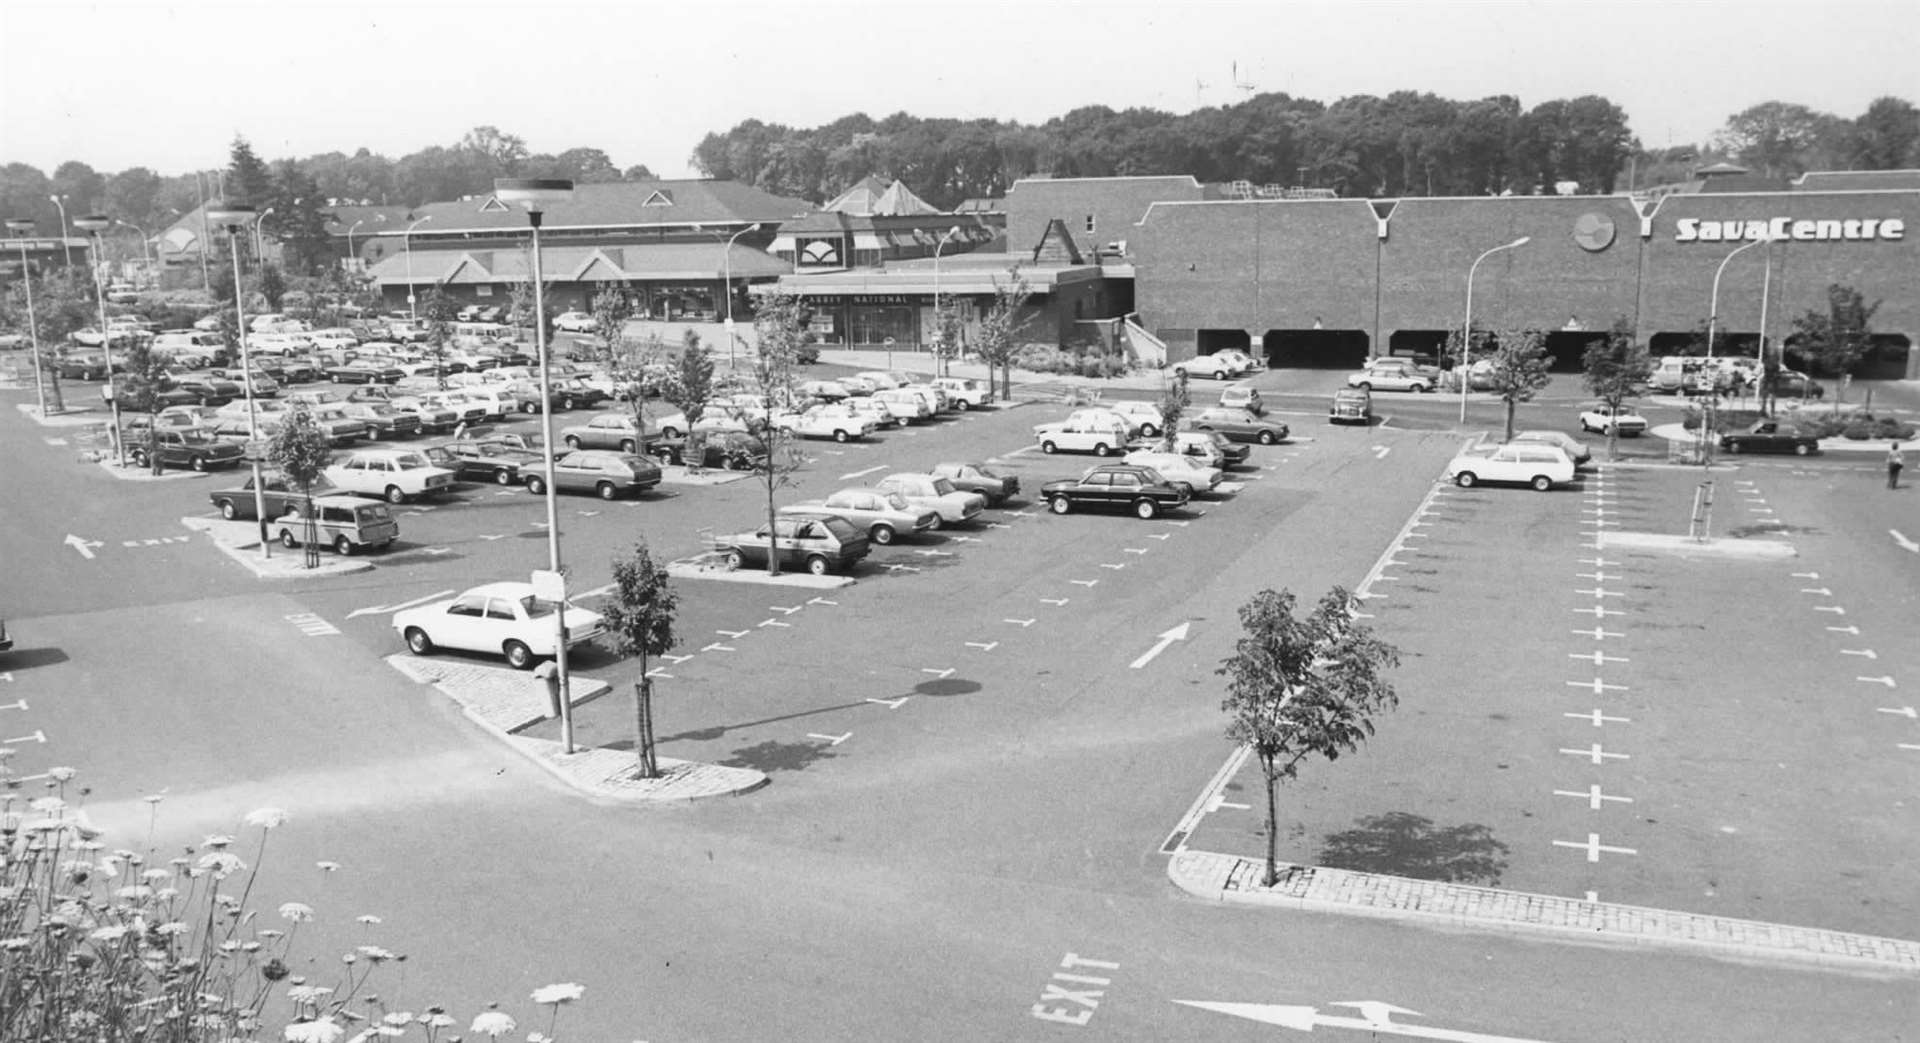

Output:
xmin=1889 ymin=442 xmax=1905 ymax=490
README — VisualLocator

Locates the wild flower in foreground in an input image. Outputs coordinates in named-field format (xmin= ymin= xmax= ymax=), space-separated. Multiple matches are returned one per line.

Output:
xmin=469 ymin=1008 xmax=516 ymax=1037
xmin=283 ymin=1016 xmax=346 ymax=1043
xmin=531 ymin=982 xmax=585 ymax=1006
xmin=246 ymin=807 xmax=290 ymax=829
xmin=280 ymin=902 xmax=316 ymax=922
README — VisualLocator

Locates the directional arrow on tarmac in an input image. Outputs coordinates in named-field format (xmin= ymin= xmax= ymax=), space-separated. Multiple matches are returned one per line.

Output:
xmin=1174 ymin=999 xmax=1551 ymax=1041
xmin=1129 ymin=622 xmax=1191 ymax=669
xmin=64 ymin=534 xmax=104 ymax=560
xmin=346 ymin=589 xmax=456 ymax=619
xmin=1893 ymin=529 xmax=1919 ymax=554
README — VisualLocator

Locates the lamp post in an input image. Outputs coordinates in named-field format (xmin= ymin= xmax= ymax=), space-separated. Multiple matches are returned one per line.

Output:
xmin=49 ymin=195 xmax=72 ymax=268
xmin=206 ymin=201 xmax=271 ymax=557
xmin=253 ymin=207 xmax=275 ymax=263
xmin=346 ymin=219 xmax=365 ymax=271
xmin=1703 ymin=234 xmax=1772 ymax=461
xmin=932 ymin=224 xmax=963 ymax=376
xmin=73 ymin=215 xmax=125 ymax=465
xmin=116 ymin=219 xmax=154 ymax=273
xmin=403 ymin=215 xmax=432 ymax=322
xmin=494 ymin=177 xmax=577 ymax=754
xmin=6 ymin=219 xmax=53 ymax=417
xmin=1459 ymin=236 xmax=1530 ymax=423
xmin=721 ymin=225 xmax=752 ymax=372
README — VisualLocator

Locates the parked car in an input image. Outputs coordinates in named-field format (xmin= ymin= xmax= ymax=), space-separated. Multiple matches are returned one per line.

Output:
xmin=169 ymin=375 xmax=243 ymax=406
xmin=1329 ymin=387 xmax=1373 ymax=425
xmin=1122 ymin=449 xmax=1223 ymax=494
xmin=129 ymin=428 xmax=247 ymax=472
xmin=1172 ymin=353 xmax=1238 ymax=380
xmin=1719 ymin=419 xmax=1821 ymax=456
xmin=419 ymin=390 xmax=487 ymax=425
xmin=336 ymin=401 xmax=422 ymax=440
xmin=552 ymin=311 xmax=596 ymax=334
xmin=1217 ymin=385 xmax=1267 ymax=416
xmin=1034 ymin=410 xmax=1130 ymax=456
xmin=797 ymin=379 xmax=852 ymax=403
xmin=715 ymin=513 xmax=870 ymax=576
xmin=1576 ymin=402 xmax=1647 ymax=437
xmin=560 ymin=413 xmax=651 ymax=453
xmin=874 ymin=472 xmax=987 ymax=527
xmin=439 ymin=440 xmax=544 ymax=485
xmin=854 ymin=370 xmax=909 ymax=391
xmin=1769 ymin=369 xmax=1826 ymax=400
xmin=1041 ymin=464 xmax=1190 ymax=519
xmin=392 ymin=581 xmax=606 ymax=670
xmin=778 ymin=488 xmax=939 ymax=545
xmin=646 ymin=432 xmax=768 ymax=471
xmin=271 ymin=495 xmax=399 ymax=556
xmin=929 ymin=461 xmax=1020 ymax=505
xmin=1183 ymin=407 xmax=1290 ymax=445
xmin=305 ymin=406 xmax=372 ymax=445
xmin=323 ymin=448 xmax=460 ymax=503
xmin=51 ymin=351 xmax=112 ymax=380
xmin=209 ymin=472 xmax=341 ymax=521
xmin=208 ymin=367 xmax=280 ymax=397
xmin=929 ymin=376 xmax=992 ymax=410
xmin=1510 ymin=429 xmax=1593 ymax=467
xmin=1104 ymin=399 xmax=1169 ymax=437
xmin=325 ymin=360 xmax=404 ymax=384
xmin=870 ymin=388 xmax=934 ymax=425
xmin=1136 ymin=429 xmax=1249 ymax=468
xmin=388 ymin=395 xmax=463 ymax=434
xmin=1214 ymin=349 xmax=1262 ymax=374
xmin=522 ymin=450 xmax=663 ymax=500
xmin=1651 ymin=356 xmax=1722 ymax=396
xmin=154 ymin=404 xmax=226 ymax=430
xmin=776 ymin=404 xmax=876 ymax=442
xmin=1446 ymin=441 xmax=1577 ymax=491
xmin=843 ymin=395 xmax=902 ymax=430
xmin=1348 ymin=359 xmax=1435 ymax=393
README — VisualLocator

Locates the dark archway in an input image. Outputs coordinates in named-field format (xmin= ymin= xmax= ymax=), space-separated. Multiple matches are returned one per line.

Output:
xmin=1261 ymin=328 xmax=1370 ymax=368
xmin=1197 ymin=328 xmax=1252 ymax=354
xmin=1543 ymin=331 xmax=1604 ymax=373
xmin=1388 ymin=329 xmax=1449 ymax=367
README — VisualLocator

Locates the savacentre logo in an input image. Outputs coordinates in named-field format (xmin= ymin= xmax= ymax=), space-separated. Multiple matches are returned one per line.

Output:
xmin=1675 ymin=217 xmax=1906 ymax=243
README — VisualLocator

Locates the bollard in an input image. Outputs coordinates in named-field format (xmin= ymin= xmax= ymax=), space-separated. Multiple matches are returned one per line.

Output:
xmin=532 ymin=661 xmax=562 ymax=717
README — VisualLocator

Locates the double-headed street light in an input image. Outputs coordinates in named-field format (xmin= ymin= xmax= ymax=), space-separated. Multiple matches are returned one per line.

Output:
xmin=1702 ymin=233 xmax=1773 ymax=462
xmin=116 ymin=219 xmax=154 ymax=272
xmin=403 ymin=215 xmax=433 ymax=322
xmin=5 ymin=218 xmax=53 ymax=417
xmin=49 ymin=195 xmax=72 ymax=268
xmin=721 ymin=225 xmax=753 ymax=371
xmin=932 ymin=224 xmax=964 ymax=376
xmin=1458 ymin=236 xmax=1530 ymax=422
xmin=494 ymin=177 xmax=578 ymax=754
xmin=253 ymin=207 xmax=276 ymax=263
xmin=73 ymin=214 xmax=125 ymax=465
xmin=346 ymin=219 xmax=365 ymax=271
xmin=205 ymin=200 xmax=272 ymax=556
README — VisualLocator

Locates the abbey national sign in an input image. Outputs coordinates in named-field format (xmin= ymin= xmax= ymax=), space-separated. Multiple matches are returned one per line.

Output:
xmin=1675 ymin=216 xmax=1906 ymax=243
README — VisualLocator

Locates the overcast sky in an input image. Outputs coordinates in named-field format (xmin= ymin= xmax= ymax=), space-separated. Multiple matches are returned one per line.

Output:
xmin=4 ymin=0 xmax=1915 ymax=179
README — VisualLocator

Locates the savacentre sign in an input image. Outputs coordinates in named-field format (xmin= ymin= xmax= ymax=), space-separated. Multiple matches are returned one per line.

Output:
xmin=1675 ymin=217 xmax=1905 ymax=242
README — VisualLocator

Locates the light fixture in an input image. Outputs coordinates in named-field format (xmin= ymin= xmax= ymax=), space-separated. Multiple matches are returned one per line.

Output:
xmin=204 ymin=201 xmax=273 ymax=552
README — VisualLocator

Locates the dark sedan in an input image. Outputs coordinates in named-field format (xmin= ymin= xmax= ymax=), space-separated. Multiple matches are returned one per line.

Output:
xmin=171 ymin=376 xmax=243 ymax=405
xmin=929 ymin=461 xmax=1020 ymax=505
xmin=1719 ymin=419 xmax=1821 ymax=456
xmin=1184 ymin=407 xmax=1290 ymax=445
xmin=437 ymin=440 xmax=544 ymax=485
xmin=1041 ymin=464 xmax=1190 ymax=519
xmin=209 ymin=473 xmax=341 ymax=520
xmin=326 ymin=361 xmax=405 ymax=384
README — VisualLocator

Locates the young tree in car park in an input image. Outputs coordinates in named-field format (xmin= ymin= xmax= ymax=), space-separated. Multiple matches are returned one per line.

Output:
xmin=265 ymin=407 xmax=336 ymax=567
xmin=746 ymin=289 xmax=812 ymax=575
xmin=589 ymin=285 xmax=632 ymax=365
xmin=932 ymin=299 xmax=965 ymax=378
xmin=1220 ymin=586 xmax=1401 ymax=888
xmin=1790 ymin=282 xmax=1880 ymax=408
xmin=1581 ymin=316 xmax=1653 ymax=461
xmin=600 ymin=538 xmax=680 ymax=779
xmin=253 ymin=261 xmax=288 ymax=312
xmin=5 ymin=268 xmax=72 ymax=412
xmin=507 ymin=247 xmax=558 ymax=339
xmin=115 ymin=334 xmax=174 ymax=475
xmin=1481 ymin=326 xmax=1555 ymax=443
xmin=1157 ymin=371 xmax=1191 ymax=452
xmin=421 ymin=282 xmax=459 ymax=389
xmin=975 ymin=264 xmax=1035 ymax=401
xmin=659 ymin=330 xmax=716 ymax=467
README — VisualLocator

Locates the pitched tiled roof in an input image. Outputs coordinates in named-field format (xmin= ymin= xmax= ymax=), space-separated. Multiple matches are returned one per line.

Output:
xmin=383 ymin=180 xmax=812 ymax=238
xmin=325 ymin=206 xmax=417 ymax=237
xmin=823 ymin=176 xmax=893 ymax=214
xmin=367 ymin=242 xmax=791 ymax=285
xmin=871 ymin=179 xmax=940 ymax=216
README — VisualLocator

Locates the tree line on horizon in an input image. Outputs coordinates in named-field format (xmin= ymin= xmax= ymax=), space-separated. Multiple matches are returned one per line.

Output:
xmin=1 ymin=92 xmax=1913 ymax=267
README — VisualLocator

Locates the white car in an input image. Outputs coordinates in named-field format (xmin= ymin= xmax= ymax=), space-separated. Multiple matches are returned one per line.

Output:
xmin=552 ymin=311 xmax=596 ymax=333
xmin=929 ymin=377 xmax=992 ymax=410
xmin=1348 ymin=359 xmax=1435 ymax=393
xmin=309 ymin=328 xmax=362 ymax=351
xmin=873 ymin=472 xmax=987 ymax=527
xmin=837 ymin=375 xmax=878 ymax=396
xmin=1578 ymin=403 xmax=1648 ymax=437
xmin=1123 ymin=449 xmax=1223 ymax=493
xmin=452 ymin=387 xmax=520 ymax=421
xmin=776 ymin=405 xmax=876 ymax=442
xmin=1034 ymin=411 xmax=1130 ymax=456
xmin=392 ymin=581 xmax=605 ymax=671
xmin=842 ymin=396 xmax=900 ymax=429
xmin=249 ymin=332 xmax=309 ymax=357
xmin=1510 ymin=429 xmax=1593 ymax=467
xmin=1446 ymin=441 xmax=1576 ymax=491
xmin=323 ymin=448 xmax=459 ymax=503
xmin=1172 ymin=354 xmax=1238 ymax=380
xmin=797 ymin=379 xmax=852 ymax=402
xmin=871 ymin=388 xmax=933 ymax=424
xmin=390 ymin=396 xmax=461 ymax=433
xmin=1215 ymin=349 xmax=1261 ymax=374
xmin=1104 ymin=399 xmax=1169 ymax=437
xmin=855 ymin=370 xmax=910 ymax=391
xmin=691 ymin=408 xmax=752 ymax=437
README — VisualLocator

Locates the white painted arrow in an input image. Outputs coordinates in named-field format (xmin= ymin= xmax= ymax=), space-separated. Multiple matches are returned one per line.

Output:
xmin=1876 ymin=706 xmax=1916 ymax=718
xmin=921 ymin=667 xmax=954 ymax=679
xmin=1040 ymin=598 xmax=1070 ymax=606
xmin=839 ymin=464 xmax=885 ymax=480
xmin=865 ymin=696 xmax=909 ymax=709
xmin=1130 ymin=622 xmax=1191 ymax=669
xmin=806 ymin=732 xmax=852 ymax=746
xmin=1840 ymin=649 xmax=1877 ymax=659
xmin=1857 ymin=676 xmax=1897 ymax=688
xmin=0 ymin=700 xmax=26 ymax=711
xmin=346 ymin=589 xmax=456 ymax=619
xmin=1892 ymin=529 xmax=1919 ymax=553
xmin=63 ymin=534 xmax=102 ymax=560
xmin=1004 ymin=618 xmax=1036 ymax=627
xmin=1827 ymin=624 xmax=1860 ymax=634
xmin=5 ymin=730 xmax=47 ymax=745
xmin=1174 ymin=1000 xmax=1549 ymax=1042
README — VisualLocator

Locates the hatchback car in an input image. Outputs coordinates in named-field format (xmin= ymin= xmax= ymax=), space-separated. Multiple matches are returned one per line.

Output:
xmin=1510 ymin=429 xmax=1593 ymax=467
xmin=717 ymin=513 xmax=870 ymax=576
xmin=1329 ymin=387 xmax=1373 ymax=425
xmin=392 ymin=581 xmax=605 ymax=670
xmin=1172 ymin=354 xmax=1238 ymax=380
xmin=1184 ymin=407 xmax=1289 ymax=445
xmin=778 ymin=488 xmax=939 ymax=544
xmin=1446 ymin=442 xmax=1576 ymax=491
xmin=272 ymin=495 xmax=399 ymax=556
xmin=1348 ymin=359 xmax=1435 ymax=393
xmin=929 ymin=461 xmax=1020 ymax=505
xmin=1577 ymin=403 xmax=1647 ymax=437
xmin=523 ymin=450 xmax=663 ymax=499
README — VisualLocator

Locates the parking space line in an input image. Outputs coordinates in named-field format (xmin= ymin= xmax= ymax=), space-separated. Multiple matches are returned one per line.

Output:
xmin=1560 ymin=743 xmax=1630 ymax=764
xmin=1553 ymin=833 xmax=1638 ymax=862
xmin=1554 ymin=784 xmax=1634 ymax=808
xmin=1565 ymin=709 xmax=1630 ymax=727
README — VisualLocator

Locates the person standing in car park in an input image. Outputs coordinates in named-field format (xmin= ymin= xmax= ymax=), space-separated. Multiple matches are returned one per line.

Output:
xmin=1889 ymin=442 xmax=1904 ymax=490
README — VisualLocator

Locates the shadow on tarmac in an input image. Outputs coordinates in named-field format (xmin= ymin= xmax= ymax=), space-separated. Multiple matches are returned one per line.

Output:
xmin=1315 ymin=811 xmax=1511 ymax=886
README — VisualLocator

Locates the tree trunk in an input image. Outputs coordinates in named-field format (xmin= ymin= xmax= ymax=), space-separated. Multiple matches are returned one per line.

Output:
xmin=148 ymin=424 xmax=162 ymax=476
xmin=1263 ymin=768 xmax=1280 ymax=888
xmin=1502 ymin=398 xmax=1517 ymax=443
xmin=763 ymin=472 xmax=781 ymax=577
xmin=634 ymin=677 xmax=659 ymax=779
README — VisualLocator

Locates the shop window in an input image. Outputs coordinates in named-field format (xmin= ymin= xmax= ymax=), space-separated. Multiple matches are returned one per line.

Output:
xmin=1084 ymin=215 xmax=1096 ymax=234
xmin=848 ymin=306 xmax=917 ymax=347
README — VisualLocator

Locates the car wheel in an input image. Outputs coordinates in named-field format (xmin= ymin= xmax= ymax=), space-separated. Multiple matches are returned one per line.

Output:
xmin=190 ymin=455 xmax=207 ymax=472
xmin=1257 ymin=430 xmax=1277 ymax=445
xmin=871 ymin=524 xmax=895 ymax=545
xmin=334 ymin=535 xmax=354 ymax=555
xmin=619 ymin=439 xmax=636 ymax=454
xmin=330 ymin=374 xmax=341 ymax=383
xmin=1726 ymin=441 xmax=1743 ymax=454
xmin=527 ymin=476 xmax=546 ymax=495
xmin=494 ymin=468 xmax=514 ymax=486
xmin=131 ymin=450 xmax=149 ymax=467
xmin=503 ymin=640 xmax=534 ymax=670
xmin=218 ymin=499 xmax=237 ymax=520
xmin=564 ymin=435 xmax=582 ymax=449
xmin=927 ymin=514 xmax=943 ymax=531
xmin=279 ymin=529 xmax=298 ymax=548
xmin=384 ymin=485 xmax=406 ymax=504
xmin=1794 ymin=443 xmax=1812 ymax=456
xmin=1049 ymin=495 xmax=1071 ymax=514
xmin=1134 ymin=498 xmax=1160 ymax=519
xmin=806 ymin=554 xmax=830 ymax=576
xmin=834 ymin=429 xmax=849 ymax=443
xmin=661 ymin=426 xmax=681 ymax=439
xmin=522 ymin=402 xmax=538 ymax=414
xmin=1140 ymin=423 xmax=1158 ymax=438
xmin=1041 ymin=440 xmax=1058 ymax=454
xmin=1531 ymin=475 xmax=1553 ymax=492
xmin=1455 ymin=471 xmax=1478 ymax=488
xmin=1580 ymin=420 xmax=1593 ymax=433
xmin=597 ymin=481 xmax=617 ymax=501
xmin=1412 ymin=383 xmax=1430 ymax=393
xmin=404 ymin=627 xmax=434 ymax=655
xmin=562 ymin=397 xmax=576 ymax=411
xmin=725 ymin=549 xmax=745 ymax=571
xmin=954 ymin=399 xmax=971 ymax=412
xmin=1093 ymin=442 xmax=1112 ymax=457
xmin=1357 ymin=381 xmax=1372 ymax=391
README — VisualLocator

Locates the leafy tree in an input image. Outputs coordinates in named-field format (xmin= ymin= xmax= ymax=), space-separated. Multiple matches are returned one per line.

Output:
xmin=264 ymin=159 xmax=336 ymax=275
xmin=1850 ymin=96 xmax=1920 ymax=169
xmin=1220 ymin=587 xmax=1401 ymax=888
xmin=114 ymin=334 xmax=175 ymax=474
xmin=976 ymin=264 xmax=1035 ymax=401
xmin=421 ymin=282 xmax=459 ymax=389
xmin=661 ymin=330 xmax=715 ymax=447
xmin=1790 ymin=283 xmax=1881 ymax=403
xmin=622 ymin=162 xmax=657 ymax=180
xmin=226 ymin=136 xmax=273 ymax=211
xmin=52 ymin=160 xmax=105 ymax=214
xmin=264 ymin=407 xmax=335 ymax=566
xmin=1482 ymin=327 xmax=1554 ymax=442
xmin=746 ymin=289 xmax=812 ymax=574
xmin=254 ymin=262 xmax=287 ymax=312
xmin=590 ymin=285 xmax=632 ymax=363
xmin=1157 ymin=373 xmax=1190 ymax=451
xmin=1713 ymin=101 xmax=1847 ymax=179
xmin=932 ymin=300 xmax=964 ymax=377
xmin=1582 ymin=317 xmax=1653 ymax=460
xmin=600 ymin=539 xmax=680 ymax=779
xmin=507 ymin=246 xmax=557 ymax=336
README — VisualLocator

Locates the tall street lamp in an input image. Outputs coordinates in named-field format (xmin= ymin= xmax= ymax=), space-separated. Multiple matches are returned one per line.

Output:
xmin=932 ymin=224 xmax=963 ymax=376
xmin=721 ymin=224 xmax=753 ymax=372
xmin=346 ymin=219 xmax=365 ymax=271
xmin=1703 ymin=233 xmax=1772 ymax=461
xmin=49 ymin=195 xmax=73 ymax=268
xmin=116 ymin=219 xmax=154 ymax=273
xmin=494 ymin=177 xmax=578 ymax=754
xmin=74 ymin=214 xmax=125 ymax=465
xmin=1458 ymin=236 xmax=1530 ymax=422
xmin=6 ymin=219 xmax=54 ymax=417
xmin=253 ymin=207 xmax=276 ymax=263
xmin=206 ymin=200 xmax=272 ymax=556
xmin=403 ymin=215 xmax=433 ymax=321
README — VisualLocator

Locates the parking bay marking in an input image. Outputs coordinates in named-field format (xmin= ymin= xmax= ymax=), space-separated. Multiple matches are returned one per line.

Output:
xmin=1565 ymin=709 xmax=1629 ymax=727
xmin=1553 ymin=832 xmax=1638 ymax=862
xmin=866 ymin=696 xmax=909 ymax=709
xmin=806 ymin=732 xmax=852 ymax=746
xmin=839 ymin=464 xmax=886 ymax=481
xmin=285 ymin=612 xmax=341 ymax=637
xmin=1841 ymin=649 xmax=1877 ymax=659
xmin=347 ymin=589 xmax=457 ymax=619
xmin=1876 ymin=706 xmax=1915 ymax=718
xmin=1560 ymin=743 xmax=1630 ymax=764
xmin=1858 ymin=676 xmax=1898 ymax=688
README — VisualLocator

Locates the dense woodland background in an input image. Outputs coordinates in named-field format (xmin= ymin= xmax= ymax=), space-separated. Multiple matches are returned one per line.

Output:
xmin=3 ymin=91 xmax=1915 ymax=274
